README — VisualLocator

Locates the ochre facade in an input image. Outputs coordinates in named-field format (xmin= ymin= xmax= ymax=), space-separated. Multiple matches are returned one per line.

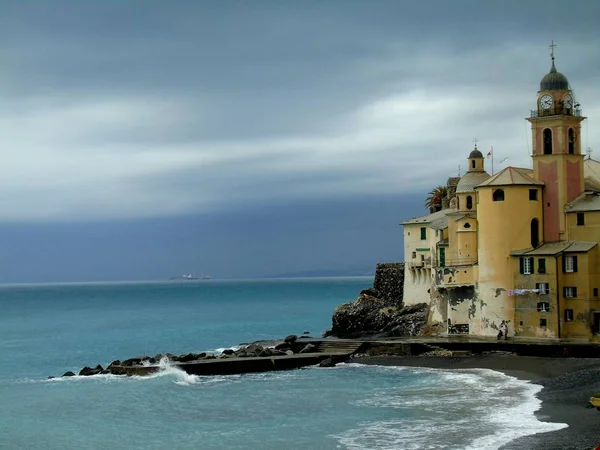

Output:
xmin=402 ymin=51 xmax=600 ymax=341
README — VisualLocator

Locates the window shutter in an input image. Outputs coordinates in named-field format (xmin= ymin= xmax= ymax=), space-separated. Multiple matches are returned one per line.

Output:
xmin=519 ymin=258 xmax=524 ymax=274
xmin=573 ymin=287 xmax=577 ymax=298
xmin=562 ymin=255 xmax=566 ymax=273
xmin=573 ymin=256 xmax=578 ymax=273
xmin=532 ymin=258 xmax=536 ymax=274
xmin=563 ymin=287 xmax=567 ymax=297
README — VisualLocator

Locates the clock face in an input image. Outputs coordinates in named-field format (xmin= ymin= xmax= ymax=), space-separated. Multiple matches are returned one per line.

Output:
xmin=564 ymin=94 xmax=573 ymax=108
xmin=540 ymin=94 xmax=553 ymax=110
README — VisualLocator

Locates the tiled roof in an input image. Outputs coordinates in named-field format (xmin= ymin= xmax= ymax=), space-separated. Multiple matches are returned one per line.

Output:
xmin=565 ymin=191 xmax=600 ymax=212
xmin=401 ymin=208 xmax=454 ymax=226
xmin=456 ymin=171 xmax=491 ymax=193
xmin=475 ymin=166 xmax=543 ymax=188
xmin=510 ymin=240 xmax=597 ymax=256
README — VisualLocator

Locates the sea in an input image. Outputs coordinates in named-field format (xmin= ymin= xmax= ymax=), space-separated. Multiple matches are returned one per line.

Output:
xmin=0 ymin=277 xmax=567 ymax=450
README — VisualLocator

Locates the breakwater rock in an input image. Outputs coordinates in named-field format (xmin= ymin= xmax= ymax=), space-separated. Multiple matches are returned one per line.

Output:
xmin=57 ymin=335 xmax=321 ymax=378
xmin=324 ymin=262 xmax=429 ymax=338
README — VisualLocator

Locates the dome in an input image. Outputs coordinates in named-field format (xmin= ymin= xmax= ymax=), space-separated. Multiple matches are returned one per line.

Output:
xmin=540 ymin=62 xmax=569 ymax=91
xmin=456 ymin=171 xmax=491 ymax=193
xmin=469 ymin=148 xmax=483 ymax=159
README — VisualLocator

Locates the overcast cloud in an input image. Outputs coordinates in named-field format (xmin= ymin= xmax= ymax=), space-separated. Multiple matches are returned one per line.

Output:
xmin=1 ymin=0 xmax=598 ymax=222
xmin=0 ymin=1 xmax=598 ymax=281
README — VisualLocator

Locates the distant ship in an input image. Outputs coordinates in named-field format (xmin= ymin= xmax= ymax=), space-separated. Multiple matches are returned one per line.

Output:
xmin=169 ymin=273 xmax=211 ymax=281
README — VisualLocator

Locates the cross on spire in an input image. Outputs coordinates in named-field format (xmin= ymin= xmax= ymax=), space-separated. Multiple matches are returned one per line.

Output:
xmin=549 ymin=40 xmax=557 ymax=62
xmin=473 ymin=137 xmax=479 ymax=149
xmin=586 ymin=147 xmax=593 ymax=160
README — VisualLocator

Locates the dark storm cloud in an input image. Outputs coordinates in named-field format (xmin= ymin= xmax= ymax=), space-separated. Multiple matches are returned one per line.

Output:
xmin=0 ymin=0 xmax=598 ymax=222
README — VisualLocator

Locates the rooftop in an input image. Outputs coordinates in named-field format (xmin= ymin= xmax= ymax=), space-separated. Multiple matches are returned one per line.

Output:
xmin=510 ymin=240 xmax=597 ymax=256
xmin=565 ymin=191 xmax=600 ymax=213
xmin=475 ymin=166 xmax=543 ymax=188
xmin=401 ymin=208 xmax=454 ymax=226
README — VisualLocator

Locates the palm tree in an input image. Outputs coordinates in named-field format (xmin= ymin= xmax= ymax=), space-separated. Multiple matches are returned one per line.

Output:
xmin=425 ymin=185 xmax=448 ymax=213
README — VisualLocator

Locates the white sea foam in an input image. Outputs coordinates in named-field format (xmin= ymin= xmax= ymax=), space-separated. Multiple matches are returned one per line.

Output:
xmin=330 ymin=364 xmax=567 ymax=450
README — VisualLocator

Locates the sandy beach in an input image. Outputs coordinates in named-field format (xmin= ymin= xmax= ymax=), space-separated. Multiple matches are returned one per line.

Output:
xmin=352 ymin=354 xmax=600 ymax=450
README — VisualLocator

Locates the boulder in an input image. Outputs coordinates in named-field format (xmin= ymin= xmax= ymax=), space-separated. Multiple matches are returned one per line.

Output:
xmin=221 ymin=349 xmax=235 ymax=356
xmin=284 ymin=335 xmax=298 ymax=343
xmin=79 ymin=365 xmax=104 ymax=376
xmin=243 ymin=344 xmax=264 ymax=356
xmin=319 ymin=358 xmax=337 ymax=368
xmin=62 ymin=371 xmax=75 ymax=377
xmin=258 ymin=348 xmax=273 ymax=357
xmin=274 ymin=342 xmax=290 ymax=351
xmin=327 ymin=292 xmax=429 ymax=338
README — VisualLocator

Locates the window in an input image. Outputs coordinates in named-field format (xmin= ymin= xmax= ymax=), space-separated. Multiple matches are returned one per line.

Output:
xmin=471 ymin=160 xmax=476 ymax=169
xmin=538 ymin=258 xmax=546 ymax=274
xmin=537 ymin=302 xmax=550 ymax=312
xmin=564 ymin=309 xmax=574 ymax=322
xmin=564 ymin=255 xmax=578 ymax=273
xmin=412 ymin=251 xmax=416 ymax=259
xmin=568 ymin=128 xmax=575 ymax=154
xmin=421 ymin=254 xmax=425 ymax=263
xmin=530 ymin=218 xmax=539 ymax=248
xmin=464 ymin=222 xmax=471 ymax=229
xmin=594 ymin=288 xmax=599 ymax=297
xmin=520 ymin=257 xmax=533 ymax=275
xmin=466 ymin=195 xmax=473 ymax=210
xmin=543 ymin=128 xmax=552 ymax=154
xmin=564 ymin=287 xmax=577 ymax=298
xmin=493 ymin=189 xmax=505 ymax=202
xmin=576 ymin=213 xmax=585 ymax=226
xmin=420 ymin=227 xmax=426 ymax=240
xmin=529 ymin=189 xmax=538 ymax=201
xmin=536 ymin=282 xmax=549 ymax=295
xmin=539 ymin=318 xmax=547 ymax=327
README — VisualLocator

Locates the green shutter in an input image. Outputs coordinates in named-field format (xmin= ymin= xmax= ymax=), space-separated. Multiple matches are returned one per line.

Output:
xmin=538 ymin=258 xmax=546 ymax=274
xmin=519 ymin=258 xmax=524 ymax=274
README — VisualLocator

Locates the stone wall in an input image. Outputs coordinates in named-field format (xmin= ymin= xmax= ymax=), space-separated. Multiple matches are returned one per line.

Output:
xmin=372 ymin=262 xmax=404 ymax=306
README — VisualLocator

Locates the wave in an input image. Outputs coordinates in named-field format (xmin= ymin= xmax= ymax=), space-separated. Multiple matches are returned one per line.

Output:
xmin=329 ymin=364 xmax=567 ymax=450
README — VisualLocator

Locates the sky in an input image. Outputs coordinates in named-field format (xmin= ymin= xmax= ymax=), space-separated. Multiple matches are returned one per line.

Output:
xmin=0 ymin=0 xmax=598 ymax=282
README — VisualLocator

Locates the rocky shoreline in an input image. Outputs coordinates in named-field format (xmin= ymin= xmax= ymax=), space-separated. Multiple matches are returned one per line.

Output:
xmin=52 ymin=334 xmax=327 ymax=378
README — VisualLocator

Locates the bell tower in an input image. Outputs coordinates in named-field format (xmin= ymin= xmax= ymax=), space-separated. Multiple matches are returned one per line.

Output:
xmin=527 ymin=41 xmax=586 ymax=242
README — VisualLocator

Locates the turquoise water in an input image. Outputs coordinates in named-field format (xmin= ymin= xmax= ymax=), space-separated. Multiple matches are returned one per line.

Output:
xmin=0 ymin=278 xmax=565 ymax=449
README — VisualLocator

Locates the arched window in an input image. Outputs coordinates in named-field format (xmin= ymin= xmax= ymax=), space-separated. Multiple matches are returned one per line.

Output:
xmin=466 ymin=195 xmax=473 ymax=210
xmin=568 ymin=128 xmax=575 ymax=154
xmin=531 ymin=218 xmax=539 ymax=248
xmin=456 ymin=197 xmax=460 ymax=209
xmin=471 ymin=160 xmax=476 ymax=169
xmin=493 ymin=189 xmax=505 ymax=202
xmin=543 ymin=129 xmax=552 ymax=154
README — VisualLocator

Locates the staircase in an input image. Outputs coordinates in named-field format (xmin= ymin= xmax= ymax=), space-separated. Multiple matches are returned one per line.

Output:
xmin=313 ymin=340 xmax=364 ymax=355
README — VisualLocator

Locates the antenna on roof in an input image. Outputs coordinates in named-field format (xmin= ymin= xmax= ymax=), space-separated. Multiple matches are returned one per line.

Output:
xmin=586 ymin=147 xmax=593 ymax=160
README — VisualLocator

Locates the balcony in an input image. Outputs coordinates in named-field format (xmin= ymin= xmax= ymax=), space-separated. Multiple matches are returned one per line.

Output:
xmin=436 ymin=265 xmax=476 ymax=288
xmin=443 ymin=257 xmax=477 ymax=267
xmin=406 ymin=261 xmax=432 ymax=269
xmin=530 ymin=107 xmax=582 ymax=118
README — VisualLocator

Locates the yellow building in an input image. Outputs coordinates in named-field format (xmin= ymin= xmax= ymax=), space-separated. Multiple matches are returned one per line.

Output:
xmin=401 ymin=47 xmax=600 ymax=341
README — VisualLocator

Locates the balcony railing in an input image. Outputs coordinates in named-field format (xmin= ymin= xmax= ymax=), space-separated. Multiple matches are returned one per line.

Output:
xmin=444 ymin=257 xmax=478 ymax=267
xmin=530 ymin=107 xmax=582 ymax=118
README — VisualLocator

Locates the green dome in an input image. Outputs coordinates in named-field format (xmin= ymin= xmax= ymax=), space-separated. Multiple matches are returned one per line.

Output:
xmin=540 ymin=62 xmax=569 ymax=91
xmin=469 ymin=148 xmax=483 ymax=159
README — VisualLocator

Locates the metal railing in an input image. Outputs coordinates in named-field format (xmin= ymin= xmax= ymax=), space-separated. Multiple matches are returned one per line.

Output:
xmin=530 ymin=108 xmax=582 ymax=118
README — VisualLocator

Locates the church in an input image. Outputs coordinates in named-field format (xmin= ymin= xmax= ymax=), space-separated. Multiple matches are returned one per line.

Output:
xmin=401 ymin=45 xmax=600 ymax=341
